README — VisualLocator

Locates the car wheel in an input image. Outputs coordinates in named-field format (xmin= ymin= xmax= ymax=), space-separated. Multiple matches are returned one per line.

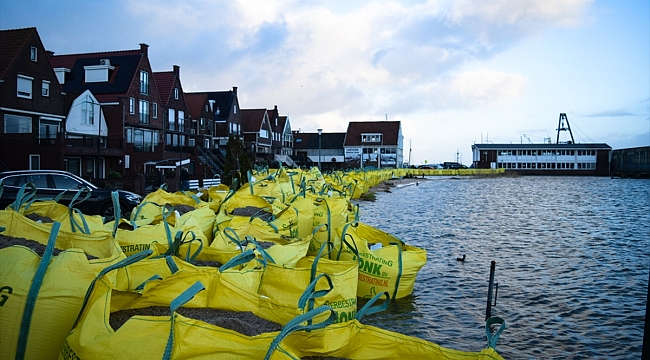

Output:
xmin=101 ymin=202 xmax=129 ymax=219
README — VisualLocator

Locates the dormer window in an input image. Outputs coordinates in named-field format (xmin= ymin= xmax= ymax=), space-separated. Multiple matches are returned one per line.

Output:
xmin=361 ymin=133 xmax=382 ymax=142
xmin=140 ymin=71 xmax=149 ymax=95
xmin=84 ymin=60 xmax=115 ymax=83
xmin=30 ymin=46 xmax=37 ymax=62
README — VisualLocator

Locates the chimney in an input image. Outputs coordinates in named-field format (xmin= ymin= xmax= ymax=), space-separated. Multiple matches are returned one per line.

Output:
xmin=140 ymin=43 xmax=149 ymax=56
xmin=232 ymin=86 xmax=237 ymax=94
xmin=173 ymin=65 xmax=180 ymax=77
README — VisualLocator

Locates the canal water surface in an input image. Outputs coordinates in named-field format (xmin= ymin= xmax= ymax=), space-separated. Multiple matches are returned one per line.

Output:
xmin=355 ymin=176 xmax=649 ymax=359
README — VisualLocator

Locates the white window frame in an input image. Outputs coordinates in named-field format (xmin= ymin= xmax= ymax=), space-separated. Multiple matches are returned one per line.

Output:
xmin=129 ymin=97 xmax=135 ymax=114
xmin=17 ymin=75 xmax=33 ymax=99
xmin=174 ymin=88 xmax=179 ymax=100
xmin=153 ymin=102 xmax=158 ymax=119
xmin=29 ymin=154 xmax=40 ymax=170
xmin=30 ymin=46 xmax=37 ymax=62
xmin=140 ymin=70 xmax=149 ymax=95
xmin=42 ymin=80 xmax=50 ymax=97
xmin=139 ymin=100 xmax=149 ymax=124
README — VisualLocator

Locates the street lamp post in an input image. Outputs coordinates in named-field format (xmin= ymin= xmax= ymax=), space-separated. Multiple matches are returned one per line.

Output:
xmin=95 ymin=101 xmax=102 ymax=183
xmin=317 ymin=128 xmax=322 ymax=171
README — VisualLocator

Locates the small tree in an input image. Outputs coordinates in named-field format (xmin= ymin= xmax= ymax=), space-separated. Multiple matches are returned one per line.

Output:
xmin=222 ymin=134 xmax=251 ymax=189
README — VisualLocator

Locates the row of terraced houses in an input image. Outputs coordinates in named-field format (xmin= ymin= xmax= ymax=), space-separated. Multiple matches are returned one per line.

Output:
xmin=0 ymin=28 xmax=405 ymax=193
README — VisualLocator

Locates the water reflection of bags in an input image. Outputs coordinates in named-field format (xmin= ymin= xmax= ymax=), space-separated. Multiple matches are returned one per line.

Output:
xmin=0 ymin=222 xmax=128 ymax=360
xmin=338 ymin=222 xmax=427 ymax=300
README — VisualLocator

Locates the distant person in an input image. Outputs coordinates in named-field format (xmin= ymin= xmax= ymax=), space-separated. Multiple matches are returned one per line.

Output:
xmin=180 ymin=167 xmax=190 ymax=191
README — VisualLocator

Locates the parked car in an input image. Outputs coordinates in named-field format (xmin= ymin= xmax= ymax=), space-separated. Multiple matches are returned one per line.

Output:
xmin=0 ymin=169 xmax=141 ymax=217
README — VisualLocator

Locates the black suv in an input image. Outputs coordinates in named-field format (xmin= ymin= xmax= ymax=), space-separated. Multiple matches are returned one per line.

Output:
xmin=0 ymin=169 xmax=141 ymax=217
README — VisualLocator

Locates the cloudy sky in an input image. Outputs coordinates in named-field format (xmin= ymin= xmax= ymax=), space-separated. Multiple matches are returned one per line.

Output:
xmin=2 ymin=0 xmax=648 ymax=165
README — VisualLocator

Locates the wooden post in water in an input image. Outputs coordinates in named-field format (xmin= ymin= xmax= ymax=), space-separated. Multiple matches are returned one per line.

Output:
xmin=486 ymin=260 xmax=496 ymax=321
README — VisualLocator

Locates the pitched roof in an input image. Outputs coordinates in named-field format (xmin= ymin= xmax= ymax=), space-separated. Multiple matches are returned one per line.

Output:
xmin=184 ymin=92 xmax=208 ymax=118
xmin=293 ymin=132 xmax=346 ymax=150
xmin=343 ymin=121 xmax=401 ymax=146
xmin=192 ymin=88 xmax=237 ymax=120
xmin=49 ymin=50 xmax=143 ymax=102
xmin=153 ymin=71 xmax=175 ymax=105
xmin=241 ymin=109 xmax=268 ymax=132
xmin=275 ymin=116 xmax=288 ymax=133
xmin=0 ymin=27 xmax=36 ymax=79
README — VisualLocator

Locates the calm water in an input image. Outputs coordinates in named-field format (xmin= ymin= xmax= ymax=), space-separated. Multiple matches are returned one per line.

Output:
xmin=355 ymin=176 xmax=649 ymax=359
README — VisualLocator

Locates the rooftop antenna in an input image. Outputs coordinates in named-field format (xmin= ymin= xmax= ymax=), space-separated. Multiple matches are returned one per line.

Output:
xmin=523 ymin=134 xmax=533 ymax=144
xmin=556 ymin=113 xmax=575 ymax=144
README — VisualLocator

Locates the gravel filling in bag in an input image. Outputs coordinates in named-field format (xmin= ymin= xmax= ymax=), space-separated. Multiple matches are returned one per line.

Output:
xmin=109 ymin=306 xmax=282 ymax=336
xmin=231 ymin=206 xmax=273 ymax=221
xmin=0 ymin=235 xmax=97 ymax=260
xmin=25 ymin=213 xmax=54 ymax=223
xmin=173 ymin=205 xmax=195 ymax=215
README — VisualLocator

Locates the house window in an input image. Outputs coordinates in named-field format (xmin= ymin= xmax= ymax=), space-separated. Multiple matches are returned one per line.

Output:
xmin=30 ymin=154 xmax=40 ymax=170
xmin=42 ymin=80 xmax=50 ymax=97
xmin=260 ymin=129 xmax=269 ymax=138
xmin=4 ymin=114 xmax=32 ymax=133
xmin=153 ymin=102 xmax=158 ymax=119
xmin=139 ymin=100 xmax=149 ymax=124
xmin=233 ymin=104 xmax=237 ymax=114
xmin=168 ymin=109 xmax=176 ymax=131
xmin=127 ymin=127 xmax=158 ymax=152
xmin=140 ymin=71 xmax=149 ymax=95
xmin=178 ymin=110 xmax=185 ymax=132
xmin=129 ymin=97 xmax=135 ymax=114
xmin=39 ymin=119 xmax=59 ymax=139
xmin=361 ymin=134 xmax=382 ymax=142
xmin=82 ymin=96 xmax=95 ymax=125
xmin=17 ymin=75 xmax=33 ymax=99
xmin=200 ymin=118 xmax=205 ymax=130
xmin=30 ymin=46 xmax=37 ymax=62
xmin=174 ymin=88 xmax=179 ymax=100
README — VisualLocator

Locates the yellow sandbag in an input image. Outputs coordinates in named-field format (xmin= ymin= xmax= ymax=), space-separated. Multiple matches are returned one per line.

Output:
xmin=257 ymin=242 xmax=358 ymax=325
xmin=281 ymin=319 xmax=505 ymax=360
xmin=62 ymin=275 xmax=336 ymax=360
xmin=308 ymin=196 xmax=356 ymax=257
xmin=0 ymin=207 xmax=122 ymax=263
xmin=0 ymin=222 xmax=121 ymax=360
xmin=337 ymin=222 xmax=427 ymax=299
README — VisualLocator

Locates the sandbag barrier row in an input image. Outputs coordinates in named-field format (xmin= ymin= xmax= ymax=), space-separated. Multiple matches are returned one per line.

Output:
xmin=0 ymin=168 xmax=506 ymax=360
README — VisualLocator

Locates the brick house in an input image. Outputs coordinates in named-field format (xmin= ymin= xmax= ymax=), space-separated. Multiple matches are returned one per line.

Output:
xmin=184 ymin=91 xmax=224 ymax=177
xmin=268 ymin=106 xmax=295 ymax=167
xmin=48 ymin=43 xmax=166 ymax=193
xmin=0 ymin=27 xmax=66 ymax=172
xmin=241 ymin=108 xmax=273 ymax=165
xmin=188 ymin=87 xmax=243 ymax=148
xmin=343 ymin=121 xmax=404 ymax=169
xmin=292 ymin=131 xmax=345 ymax=170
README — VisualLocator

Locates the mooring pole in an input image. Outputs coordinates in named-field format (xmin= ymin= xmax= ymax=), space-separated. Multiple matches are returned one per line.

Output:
xmin=486 ymin=260 xmax=496 ymax=321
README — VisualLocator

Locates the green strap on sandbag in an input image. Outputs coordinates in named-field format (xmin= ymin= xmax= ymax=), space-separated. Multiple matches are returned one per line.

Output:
xmin=245 ymin=236 xmax=276 ymax=265
xmin=74 ymin=249 xmax=154 ymax=328
xmin=164 ymin=231 xmax=203 ymax=263
xmin=9 ymin=182 xmax=36 ymax=212
xmin=219 ymin=249 xmax=257 ymax=272
xmin=163 ymin=281 xmax=206 ymax=360
xmin=356 ymin=291 xmax=390 ymax=320
xmin=223 ymin=227 xmax=246 ymax=252
xmin=15 ymin=221 xmax=61 ymax=360
xmin=486 ymin=316 xmax=506 ymax=350
xmin=180 ymin=190 xmax=201 ymax=204
xmin=388 ymin=241 xmax=403 ymax=302
xmin=297 ymin=273 xmax=334 ymax=312
xmin=264 ymin=306 xmax=337 ymax=360
xmin=135 ymin=275 xmax=163 ymax=291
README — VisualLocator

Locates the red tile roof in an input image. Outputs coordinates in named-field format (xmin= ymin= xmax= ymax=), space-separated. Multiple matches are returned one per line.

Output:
xmin=241 ymin=109 xmax=268 ymax=132
xmin=184 ymin=92 xmax=208 ymax=118
xmin=0 ymin=27 xmax=36 ymax=79
xmin=344 ymin=121 xmax=401 ymax=146
xmin=153 ymin=71 xmax=175 ymax=105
